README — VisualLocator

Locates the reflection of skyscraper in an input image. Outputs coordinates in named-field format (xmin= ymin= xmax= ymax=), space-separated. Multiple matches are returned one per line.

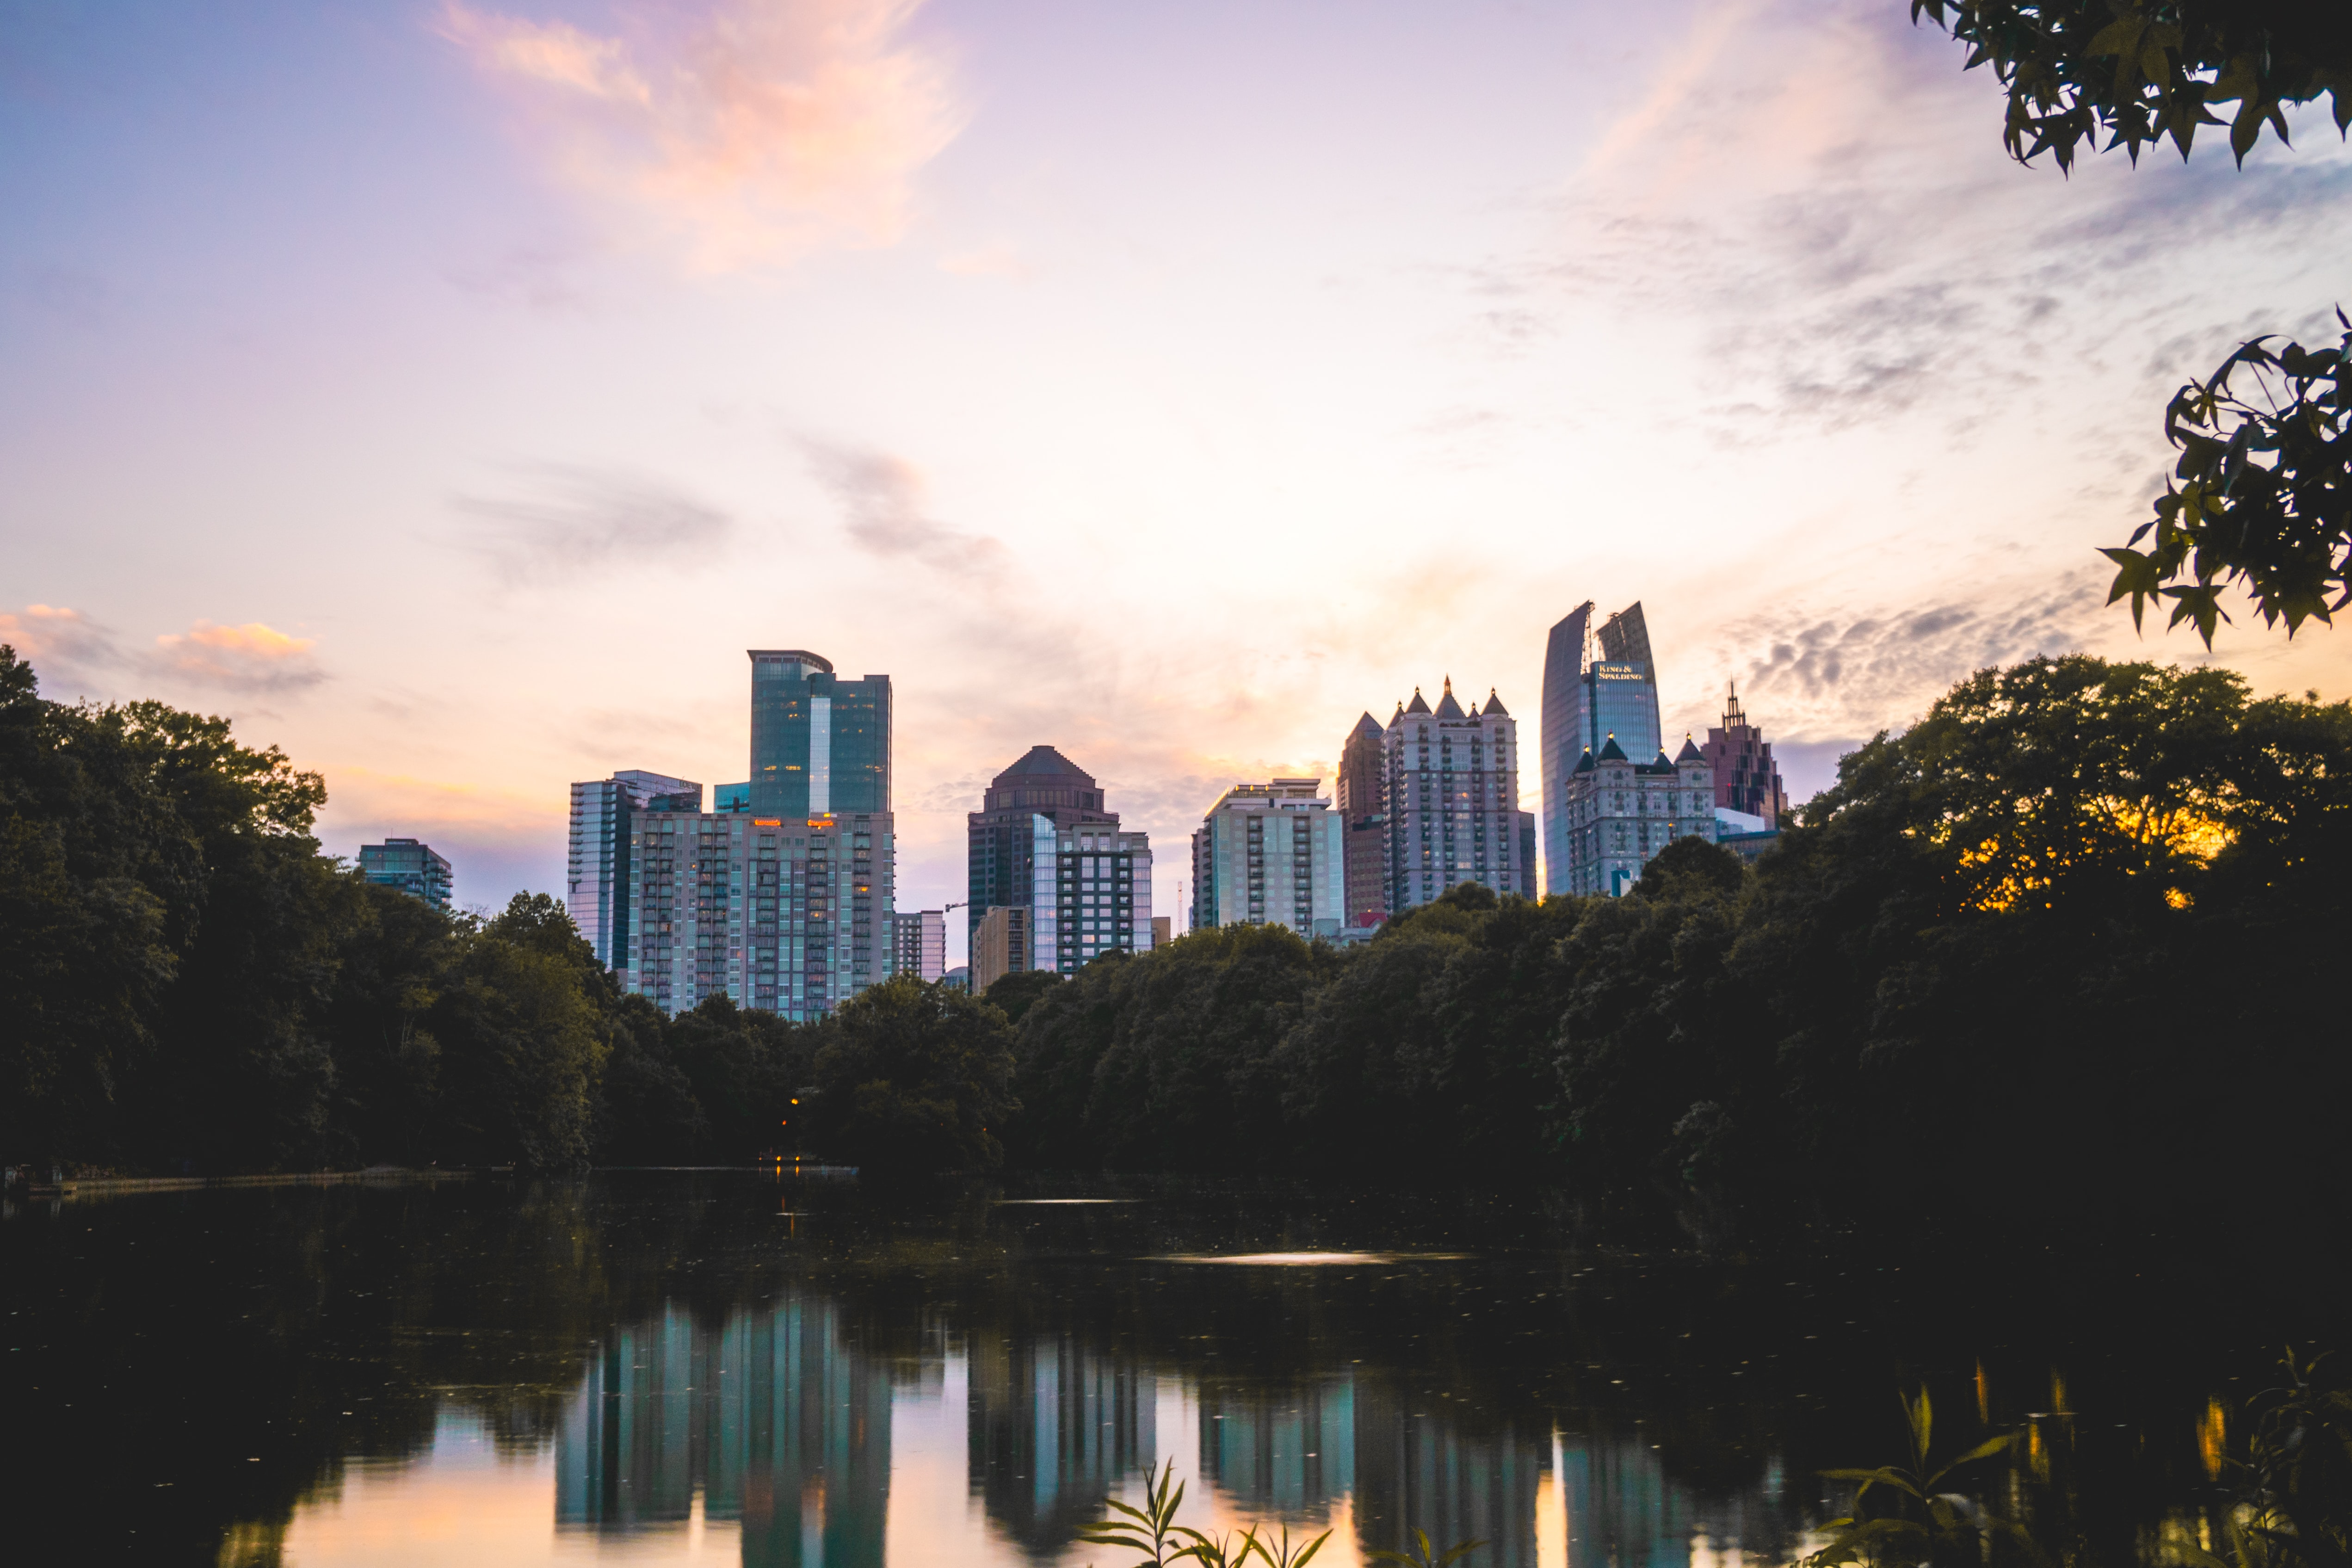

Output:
xmin=1197 ymin=1378 xmax=1355 ymax=1521
xmin=1542 ymin=601 xmax=1665 ymax=895
xmin=966 ymin=1331 xmax=1157 ymax=1560
xmin=556 ymin=1296 xmax=895 ymax=1567
xmin=1352 ymin=1379 xmax=1544 ymax=1568
xmin=1556 ymin=1432 xmax=1795 ymax=1568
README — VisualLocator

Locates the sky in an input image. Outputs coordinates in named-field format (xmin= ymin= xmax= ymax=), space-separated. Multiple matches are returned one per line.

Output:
xmin=5 ymin=0 xmax=2349 ymax=965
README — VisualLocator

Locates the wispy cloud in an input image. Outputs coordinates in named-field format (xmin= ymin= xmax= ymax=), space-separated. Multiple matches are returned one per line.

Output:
xmin=451 ymin=467 xmax=731 ymax=586
xmin=801 ymin=441 xmax=1006 ymax=571
xmin=438 ymin=0 xmax=965 ymax=272
xmin=151 ymin=620 xmax=327 ymax=692
xmin=0 ymin=604 xmax=122 ymax=694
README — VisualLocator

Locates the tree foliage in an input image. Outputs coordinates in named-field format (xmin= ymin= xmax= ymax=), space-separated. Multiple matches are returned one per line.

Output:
xmin=1911 ymin=1 xmax=2352 ymax=171
xmin=810 ymin=972 xmax=1018 ymax=1175
xmin=2102 ymin=316 xmax=2352 ymax=644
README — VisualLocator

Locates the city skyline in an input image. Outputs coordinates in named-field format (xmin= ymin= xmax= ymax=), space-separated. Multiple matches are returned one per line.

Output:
xmin=8 ymin=1 xmax=2349 ymax=967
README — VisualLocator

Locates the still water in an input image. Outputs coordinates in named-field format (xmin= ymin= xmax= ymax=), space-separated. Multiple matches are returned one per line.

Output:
xmin=4 ymin=1172 xmax=2328 ymax=1567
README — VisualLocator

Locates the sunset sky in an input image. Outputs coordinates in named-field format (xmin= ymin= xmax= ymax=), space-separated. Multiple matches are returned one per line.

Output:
xmin=6 ymin=0 xmax=2349 ymax=963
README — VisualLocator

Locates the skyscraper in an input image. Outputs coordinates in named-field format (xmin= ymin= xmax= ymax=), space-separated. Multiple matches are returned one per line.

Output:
xmin=747 ymin=650 xmax=890 ymax=817
xmin=1337 ymin=713 xmax=1388 ymax=926
xmin=1382 ymin=678 xmax=1524 ymax=914
xmin=615 ymin=651 xmax=894 ymax=1019
xmin=1541 ymin=600 xmax=1664 ymax=895
xmin=1700 ymin=684 xmax=1789 ymax=827
xmin=568 ymin=770 xmax=699 ymax=969
xmin=1190 ymin=779 xmax=1346 ymax=937
xmin=359 ymin=838 xmax=452 ymax=908
xmin=967 ymin=746 xmax=1154 ymax=976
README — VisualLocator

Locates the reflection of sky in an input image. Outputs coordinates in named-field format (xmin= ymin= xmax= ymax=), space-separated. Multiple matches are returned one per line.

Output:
xmin=9 ymin=2 xmax=2350 ymax=952
xmin=272 ymin=1300 xmax=1786 ymax=1568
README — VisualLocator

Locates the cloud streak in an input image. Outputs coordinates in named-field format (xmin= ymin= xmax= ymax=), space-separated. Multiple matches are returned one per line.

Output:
xmin=451 ymin=467 xmax=731 ymax=586
xmin=439 ymin=0 xmax=966 ymax=271
xmin=801 ymin=441 xmax=1006 ymax=572
xmin=151 ymin=621 xmax=327 ymax=692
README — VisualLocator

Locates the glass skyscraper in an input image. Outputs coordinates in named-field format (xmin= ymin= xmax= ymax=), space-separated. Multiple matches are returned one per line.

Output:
xmin=359 ymin=838 xmax=453 ymax=908
xmin=748 ymin=650 xmax=890 ymax=817
xmin=1541 ymin=600 xmax=1663 ymax=895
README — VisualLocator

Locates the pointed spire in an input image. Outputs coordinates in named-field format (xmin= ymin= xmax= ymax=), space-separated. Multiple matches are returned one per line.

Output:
xmin=1675 ymin=731 xmax=1704 ymax=763
xmin=1482 ymin=686 xmax=1509 ymax=716
xmin=1405 ymin=687 xmax=1432 ymax=716
xmin=1597 ymin=732 xmax=1630 ymax=763
xmin=1433 ymin=679 xmax=1466 ymax=719
xmin=1352 ymin=711 xmax=1384 ymax=742
xmin=1573 ymin=746 xmax=1597 ymax=775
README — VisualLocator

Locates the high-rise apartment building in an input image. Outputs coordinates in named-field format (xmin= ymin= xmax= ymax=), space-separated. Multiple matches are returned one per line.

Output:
xmin=1382 ymin=679 xmax=1524 ymax=914
xmin=1700 ymin=685 xmax=1789 ymax=827
xmin=966 ymin=746 xmax=1153 ymax=975
xmin=1336 ymin=713 xmax=1388 ymax=927
xmin=894 ymin=907 xmax=946 ymax=982
xmin=1190 ymin=780 xmax=1346 ymax=937
xmin=568 ymin=771 xmax=699 ymax=969
xmin=1542 ymin=600 xmax=1664 ymax=895
xmin=1556 ymin=735 xmax=1716 ymax=896
xmin=359 ymin=838 xmax=452 ymax=908
xmin=747 ymin=650 xmax=890 ymax=817
xmin=614 ymin=651 xmax=893 ymax=1019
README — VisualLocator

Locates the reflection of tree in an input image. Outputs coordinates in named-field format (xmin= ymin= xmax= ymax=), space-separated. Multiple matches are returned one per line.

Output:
xmin=967 ymin=1328 xmax=1157 ymax=1559
xmin=556 ymin=1295 xmax=893 ymax=1567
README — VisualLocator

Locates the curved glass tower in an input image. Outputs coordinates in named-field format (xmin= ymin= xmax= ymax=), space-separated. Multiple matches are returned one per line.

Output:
xmin=1541 ymin=600 xmax=1662 ymax=895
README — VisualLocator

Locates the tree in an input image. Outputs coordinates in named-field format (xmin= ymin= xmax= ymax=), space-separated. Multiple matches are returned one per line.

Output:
xmin=810 ymin=973 xmax=1017 ymax=1174
xmin=1910 ymin=1 xmax=2351 ymax=171
xmin=2101 ymin=320 xmax=2351 ymax=645
xmin=1909 ymin=4 xmax=2352 ymax=642
xmin=428 ymin=894 xmax=610 ymax=1172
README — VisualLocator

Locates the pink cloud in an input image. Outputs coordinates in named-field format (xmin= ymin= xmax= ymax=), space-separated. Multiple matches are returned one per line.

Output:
xmin=0 ymin=604 xmax=120 ymax=685
xmin=439 ymin=0 xmax=966 ymax=271
xmin=151 ymin=620 xmax=326 ymax=692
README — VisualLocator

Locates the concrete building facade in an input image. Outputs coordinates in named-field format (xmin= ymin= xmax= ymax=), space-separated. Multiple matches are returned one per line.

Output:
xmin=1382 ymin=679 xmax=1525 ymax=914
xmin=1336 ymin=713 xmax=1389 ymax=928
xmin=568 ymin=770 xmax=699 ymax=969
xmin=894 ymin=907 xmax=946 ymax=982
xmin=1190 ymin=780 xmax=1347 ymax=938
xmin=970 ymin=904 xmax=1030 ymax=995
xmin=1556 ymin=734 xmax=1716 ymax=896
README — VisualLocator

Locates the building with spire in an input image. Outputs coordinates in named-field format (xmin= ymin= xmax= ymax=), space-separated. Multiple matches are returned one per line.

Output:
xmin=1382 ymin=678 xmax=1525 ymax=914
xmin=1700 ymin=684 xmax=1789 ymax=828
xmin=1556 ymin=731 xmax=1716 ymax=896
xmin=966 ymin=746 xmax=1154 ymax=976
xmin=1337 ymin=712 xmax=1388 ymax=926
xmin=1541 ymin=601 xmax=1665 ymax=895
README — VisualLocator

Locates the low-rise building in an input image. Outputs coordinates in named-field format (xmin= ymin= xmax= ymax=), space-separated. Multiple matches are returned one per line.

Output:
xmin=359 ymin=838 xmax=452 ymax=908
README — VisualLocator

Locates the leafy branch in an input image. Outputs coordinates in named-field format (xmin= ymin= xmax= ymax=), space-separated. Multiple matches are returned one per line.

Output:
xmin=2102 ymin=313 xmax=2351 ymax=646
xmin=1910 ymin=1 xmax=2352 ymax=170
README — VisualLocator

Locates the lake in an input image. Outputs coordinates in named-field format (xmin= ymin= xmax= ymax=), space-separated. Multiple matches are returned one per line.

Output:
xmin=3 ymin=1170 xmax=2328 ymax=1567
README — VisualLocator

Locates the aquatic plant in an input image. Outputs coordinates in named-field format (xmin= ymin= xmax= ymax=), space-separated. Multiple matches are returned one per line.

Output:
xmin=1802 ymin=1385 xmax=2030 ymax=1568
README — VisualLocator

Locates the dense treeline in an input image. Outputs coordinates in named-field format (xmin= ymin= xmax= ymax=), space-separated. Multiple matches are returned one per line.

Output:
xmin=1002 ymin=654 xmax=2352 ymax=1220
xmin=7 ymin=646 xmax=2349 ymax=1219
xmin=0 ymin=648 xmax=1002 ymax=1174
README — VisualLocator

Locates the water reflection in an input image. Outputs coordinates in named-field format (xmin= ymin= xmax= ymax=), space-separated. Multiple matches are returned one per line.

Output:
xmin=557 ymin=1298 xmax=892 ymax=1565
xmin=968 ymin=1331 xmax=1157 ymax=1558
xmin=6 ymin=1174 xmax=2338 ymax=1567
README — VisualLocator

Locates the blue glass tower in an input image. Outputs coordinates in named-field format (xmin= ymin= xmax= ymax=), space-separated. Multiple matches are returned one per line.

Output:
xmin=748 ymin=650 xmax=891 ymax=816
xmin=1541 ymin=600 xmax=1663 ymax=895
